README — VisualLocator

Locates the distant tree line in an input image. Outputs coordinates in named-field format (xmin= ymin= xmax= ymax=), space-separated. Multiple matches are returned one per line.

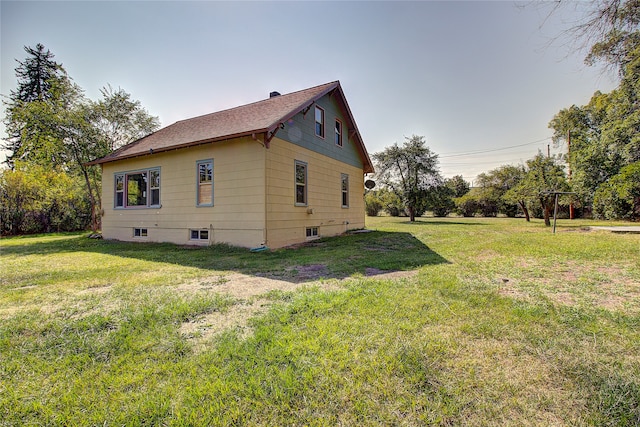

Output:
xmin=1 ymin=43 xmax=160 ymax=235
xmin=367 ymin=0 xmax=639 ymax=223
xmin=365 ymin=140 xmax=573 ymax=226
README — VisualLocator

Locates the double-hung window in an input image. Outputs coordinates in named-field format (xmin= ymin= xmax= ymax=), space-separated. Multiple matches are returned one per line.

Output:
xmin=335 ymin=119 xmax=343 ymax=147
xmin=341 ymin=174 xmax=349 ymax=208
xmin=114 ymin=168 xmax=161 ymax=208
xmin=115 ymin=175 xmax=124 ymax=207
xmin=295 ymin=160 xmax=307 ymax=206
xmin=149 ymin=170 xmax=160 ymax=206
xmin=314 ymin=106 xmax=325 ymax=138
xmin=197 ymin=159 xmax=213 ymax=206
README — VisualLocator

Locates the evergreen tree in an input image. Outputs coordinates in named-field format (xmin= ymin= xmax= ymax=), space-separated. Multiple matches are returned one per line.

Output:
xmin=13 ymin=43 xmax=64 ymax=102
xmin=2 ymin=43 xmax=82 ymax=169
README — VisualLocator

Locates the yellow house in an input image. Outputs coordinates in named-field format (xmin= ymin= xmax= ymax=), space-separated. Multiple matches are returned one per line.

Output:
xmin=89 ymin=81 xmax=374 ymax=249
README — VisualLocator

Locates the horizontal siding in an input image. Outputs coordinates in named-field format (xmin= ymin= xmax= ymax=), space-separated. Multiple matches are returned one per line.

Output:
xmin=265 ymin=137 xmax=365 ymax=248
xmin=279 ymin=94 xmax=364 ymax=170
xmin=100 ymin=128 xmax=366 ymax=249
xmin=105 ymin=226 xmax=263 ymax=248
xmin=101 ymin=137 xmax=267 ymax=248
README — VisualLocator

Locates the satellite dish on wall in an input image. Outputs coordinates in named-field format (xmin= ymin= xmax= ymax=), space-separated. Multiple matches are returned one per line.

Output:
xmin=364 ymin=179 xmax=376 ymax=190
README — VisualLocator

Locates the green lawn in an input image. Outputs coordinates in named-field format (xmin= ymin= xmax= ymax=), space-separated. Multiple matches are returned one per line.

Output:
xmin=1 ymin=217 xmax=639 ymax=426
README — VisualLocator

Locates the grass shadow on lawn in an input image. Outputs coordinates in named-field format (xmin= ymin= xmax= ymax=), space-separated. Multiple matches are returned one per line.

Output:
xmin=1 ymin=230 xmax=449 ymax=283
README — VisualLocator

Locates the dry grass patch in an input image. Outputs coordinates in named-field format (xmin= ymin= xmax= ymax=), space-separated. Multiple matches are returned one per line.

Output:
xmin=445 ymin=337 xmax=584 ymax=426
xmin=496 ymin=259 xmax=640 ymax=313
xmin=174 ymin=270 xmax=419 ymax=348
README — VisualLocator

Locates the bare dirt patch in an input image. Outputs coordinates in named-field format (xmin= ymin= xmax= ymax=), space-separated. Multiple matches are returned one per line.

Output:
xmin=177 ymin=271 xmax=340 ymax=300
xmin=179 ymin=299 xmax=272 ymax=347
xmin=177 ymin=268 xmax=420 ymax=349
xmin=286 ymin=264 xmax=331 ymax=281
xmin=78 ymin=284 xmax=113 ymax=295
xmin=362 ymin=268 xmax=419 ymax=280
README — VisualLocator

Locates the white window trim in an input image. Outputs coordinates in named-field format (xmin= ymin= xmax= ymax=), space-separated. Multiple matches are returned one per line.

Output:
xmin=306 ymin=226 xmax=319 ymax=240
xmin=133 ymin=228 xmax=148 ymax=238
xmin=189 ymin=229 xmax=209 ymax=241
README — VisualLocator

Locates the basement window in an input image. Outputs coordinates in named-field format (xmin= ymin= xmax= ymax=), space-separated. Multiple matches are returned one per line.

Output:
xmin=190 ymin=229 xmax=209 ymax=241
xmin=133 ymin=228 xmax=148 ymax=238
xmin=306 ymin=227 xmax=319 ymax=239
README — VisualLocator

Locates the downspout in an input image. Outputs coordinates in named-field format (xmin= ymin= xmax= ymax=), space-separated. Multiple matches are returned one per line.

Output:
xmin=263 ymin=131 xmax=269 ymax=248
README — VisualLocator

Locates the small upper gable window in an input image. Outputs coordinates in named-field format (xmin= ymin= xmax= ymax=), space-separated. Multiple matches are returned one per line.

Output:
xmin=315 ymin=106 xmax=325 ymax=138
xmin=335 ymin=119 xmax=343 ymax=147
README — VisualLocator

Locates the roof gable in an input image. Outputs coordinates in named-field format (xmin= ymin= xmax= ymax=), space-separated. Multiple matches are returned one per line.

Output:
xmin=89 ymin=81 xmax=373 ymax=173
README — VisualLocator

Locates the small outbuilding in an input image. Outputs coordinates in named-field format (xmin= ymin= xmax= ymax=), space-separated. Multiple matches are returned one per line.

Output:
xmin=89 ymin=81 xmax=374 ymax=248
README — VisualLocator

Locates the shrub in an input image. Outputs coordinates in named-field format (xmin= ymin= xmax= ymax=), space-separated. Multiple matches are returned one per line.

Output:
xmin=378 ymin=188 xmax=405 ymax=217
xmin=593 ymin=161 xmax=640 ymax=220
xmin=0 ymin=166 xmax=91 ymax=235
xmin=427 ymin=184 xmax=455 ymax=217
xmin=455 ymin=192 xmax=481 ymax=217
xmin=364 ymin=192 xmax=383 ymax=216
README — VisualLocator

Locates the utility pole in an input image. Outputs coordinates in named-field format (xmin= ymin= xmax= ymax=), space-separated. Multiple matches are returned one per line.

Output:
xmin=568 ymin=130 xmax=574 ymax=219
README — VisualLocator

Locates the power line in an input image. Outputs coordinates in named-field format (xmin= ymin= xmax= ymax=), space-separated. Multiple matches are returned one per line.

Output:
xmin=441 ymin=158 xmax=530 ymax=166
xmin=440 ymin=146 xmax=566 ymax=167
xmin=439 ymin=137 xmax=552 ymax=158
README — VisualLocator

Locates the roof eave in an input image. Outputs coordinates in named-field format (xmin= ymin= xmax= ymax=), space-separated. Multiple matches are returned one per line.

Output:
xmin=265 ymin=81 xmax=340 ymax=134
xmin=332 ymin=84 xmax=375 ymax=174
xmin=265 ymin=82 xmax=374 ymax=174
xmin=86 ymin=128 xmax=269 ymax=166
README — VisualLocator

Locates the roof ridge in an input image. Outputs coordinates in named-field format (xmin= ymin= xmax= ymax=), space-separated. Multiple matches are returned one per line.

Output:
xmin=172 ymin=80 xmax=340 ymax=126
xmin=87 ymin=80 xmax=373 ymax=174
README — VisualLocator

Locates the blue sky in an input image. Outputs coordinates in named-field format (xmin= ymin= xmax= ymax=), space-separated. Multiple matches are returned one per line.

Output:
xmin=1 ymin=1 xmax=616 ymax=181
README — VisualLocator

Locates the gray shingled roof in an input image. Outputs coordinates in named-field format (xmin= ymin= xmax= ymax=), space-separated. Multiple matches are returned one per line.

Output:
xmin=89 ymin=81 xmax=373 ymax=173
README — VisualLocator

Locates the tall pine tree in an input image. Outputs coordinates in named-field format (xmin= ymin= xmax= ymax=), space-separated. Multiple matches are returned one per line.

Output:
xmin=2 ymin=43 xmax=82 ymax=169
xmin=14 ymin=43 xmax=63 ymax=102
